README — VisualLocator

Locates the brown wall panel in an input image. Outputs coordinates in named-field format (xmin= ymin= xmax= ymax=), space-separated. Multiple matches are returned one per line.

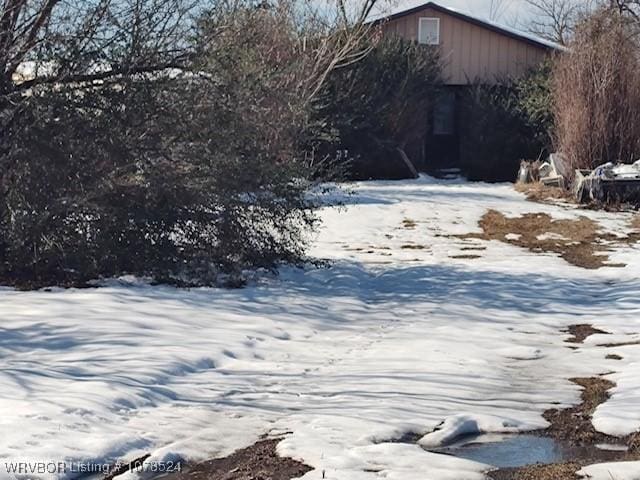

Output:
xmin=381 ymin=6 xmax=551 ymax=85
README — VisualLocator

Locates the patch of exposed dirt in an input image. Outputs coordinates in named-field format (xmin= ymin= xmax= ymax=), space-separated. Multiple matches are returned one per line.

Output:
xmin=400 ymin=244 xmax=426 ymax=250
xmin=449 ymin=254 xmax=481 ymax=259
xmin=515 ymin=183 xmax=572 ymax=204
xmin=564 ymin=324 xmax=610 ymax=344
xmin=606 ymin=354 xmax=623 ymax=360
xmin=158 ymin=439 xmax=312 ymax=480
xmin=543 ymin=378 xmax=619 ymax=445
xmin=342 ymin=245 xmax=393 ymax=255
xmin=456 ymin=210 xmax=640 ymax=269
xmin=488 ymin=377 xmax=639 ymax=480
xmin=402 ymin=218 xmax=417 ymax=229
xmin=488 ymin=462 xmax=581 ymax=480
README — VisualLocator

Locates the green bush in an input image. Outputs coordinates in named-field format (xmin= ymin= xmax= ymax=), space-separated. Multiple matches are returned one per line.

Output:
xmin=517 ymin=59 xmax=554 ymax=150
xmin=318 ymin=35 xmax=443 ymax=179
xmin=459 ymin=64 xmax=553 ymax=182
xmin=0 ymin=4 xmax=337 ymax=288
xmin=0 ymin=76 xmax=320 ymax=287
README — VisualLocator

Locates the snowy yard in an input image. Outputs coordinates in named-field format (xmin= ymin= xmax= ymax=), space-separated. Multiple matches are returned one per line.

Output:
xmin=2 ymin=177 xmax=640 ymax=480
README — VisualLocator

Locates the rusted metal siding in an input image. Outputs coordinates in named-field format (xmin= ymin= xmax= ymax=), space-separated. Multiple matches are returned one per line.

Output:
xmin=381 ymin=6 xmax=549 ymax=85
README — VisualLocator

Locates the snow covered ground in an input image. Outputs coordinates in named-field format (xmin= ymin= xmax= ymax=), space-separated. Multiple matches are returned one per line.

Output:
xmin=1 ymin=177 xmax=640 ymax=480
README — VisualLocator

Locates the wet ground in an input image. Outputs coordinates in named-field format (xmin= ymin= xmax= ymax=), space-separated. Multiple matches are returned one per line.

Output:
xmin=429 ymin=433 xmax=627 ymax=469
xmin=483 ymin=327 xmax=640 ymax=480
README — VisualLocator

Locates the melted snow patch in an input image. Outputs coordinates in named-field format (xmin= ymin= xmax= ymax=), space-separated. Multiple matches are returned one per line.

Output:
xmin=418 ymin=414 xmax=525 ymax=448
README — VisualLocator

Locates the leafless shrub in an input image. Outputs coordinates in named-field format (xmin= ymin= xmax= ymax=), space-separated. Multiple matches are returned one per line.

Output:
xmin=523 ymin=0 xmax=599 ymax=45
xmin=609 ymin=0 xmax=640 ymax=21
xmin=552 ymin=8 xmax=640 ymax=173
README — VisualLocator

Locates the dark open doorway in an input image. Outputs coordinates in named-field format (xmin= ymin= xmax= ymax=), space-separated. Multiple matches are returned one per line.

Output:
xmin=424 ymin=88 xmax=460 ymax=173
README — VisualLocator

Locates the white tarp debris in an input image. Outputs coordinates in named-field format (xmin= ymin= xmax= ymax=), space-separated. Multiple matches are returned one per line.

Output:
xmin=575 ymin=161 xmax=640 ymax=205
xmin=517 ymin=154 xmax=569 ymax=188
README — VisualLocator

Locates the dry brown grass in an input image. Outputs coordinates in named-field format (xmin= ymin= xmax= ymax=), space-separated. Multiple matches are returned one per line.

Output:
xmin=456 ymin=209 xmax=640 ymax=269
xmin=542 ymin=378 xmax=617 ymax=445
xmin=488 ymin=463 xmax=581 ymax=480
xmin=161 ymin=439 xmax=311 ymax=480
xmin=515 ymin=182 xmax=572 ymax=204
xmin=553 ymin=10 xmax=640 ymax=172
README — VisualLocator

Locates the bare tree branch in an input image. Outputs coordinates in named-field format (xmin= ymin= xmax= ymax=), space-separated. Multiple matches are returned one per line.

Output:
xmin=489 ymin=0 xmax=513 ymax=21
xmin=523 ymin=0 xmax=598 ymax=44
xmin=0 ymin=0 xmax=199 ymax=93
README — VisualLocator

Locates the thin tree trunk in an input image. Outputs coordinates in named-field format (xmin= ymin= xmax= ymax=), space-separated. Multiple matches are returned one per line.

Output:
xmin=396 ymin=147 xmax=419 ymax=179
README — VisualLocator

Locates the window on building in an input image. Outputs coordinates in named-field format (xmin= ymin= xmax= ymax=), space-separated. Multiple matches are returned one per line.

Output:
xmin=418 ymin=17 xmax=440 ymax=45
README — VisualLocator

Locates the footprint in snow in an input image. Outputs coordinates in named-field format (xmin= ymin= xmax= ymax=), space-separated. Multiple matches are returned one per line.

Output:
xmin=497 ymin=346 xmax=545 ymax=360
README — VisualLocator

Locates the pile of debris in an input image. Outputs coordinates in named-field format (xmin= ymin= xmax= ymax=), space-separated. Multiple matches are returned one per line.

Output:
xmin=575 ymin=161 xmax=640 ymax=205
xmin=518 ymin=154 xmax=640 ymax=206
xmin=518 ymin=154 xmax=569 ymax=189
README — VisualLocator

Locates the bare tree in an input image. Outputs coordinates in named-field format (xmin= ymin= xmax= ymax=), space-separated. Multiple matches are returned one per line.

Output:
xmin=299 ymin=0 xmax=380 ymax=100
xmin=0 ymin=0 xmax=379 ymax=98
xmin=0 ymin=0 xmax=199 ymax=95
xmin=523 ymin=0 xmax=599 ymax=44
xmin=489 ymin=0 xmax=514 ymax=21
xmin=609 ymin=0 xmax=640 ymax=21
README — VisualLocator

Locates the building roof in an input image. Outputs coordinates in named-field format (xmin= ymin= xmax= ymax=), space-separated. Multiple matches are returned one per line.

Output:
xmin=370 ymin=1 xmax=566 ymax=51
